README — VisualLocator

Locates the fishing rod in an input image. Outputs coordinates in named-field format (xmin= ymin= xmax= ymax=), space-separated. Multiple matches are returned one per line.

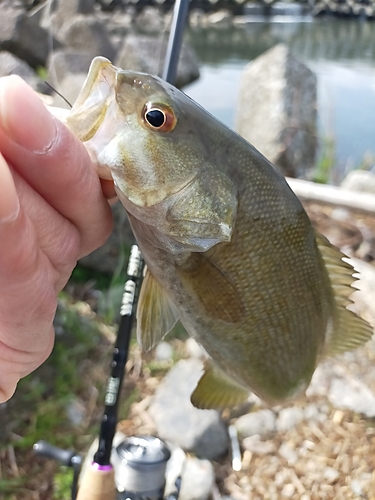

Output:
xmin=77 ymin=244 xmax=144 ymax=500
xmin=34 ymin=0 xmax=190 ymax=498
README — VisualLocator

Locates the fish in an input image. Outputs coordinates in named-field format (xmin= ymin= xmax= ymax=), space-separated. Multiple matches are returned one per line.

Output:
xmin=65 ymin=56 xmax=373 ymax=408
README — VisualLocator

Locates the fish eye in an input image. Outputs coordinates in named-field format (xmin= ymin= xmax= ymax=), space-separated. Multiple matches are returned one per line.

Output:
xmin=142 ymin=103 xmax=177 ymax=132
xmin=146 ymin=109 xmax=165 ymax=128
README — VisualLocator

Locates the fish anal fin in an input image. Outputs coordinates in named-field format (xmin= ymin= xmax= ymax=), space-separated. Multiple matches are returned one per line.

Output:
xmin=136 ymin=268 xmax=179 ymax=351
xmin=191 ymin=360 xmax=249 ymax=410
xmin=315 ymin=231 xmax=373 ymax=356
xmin=177 ymin=253 xmax=245 ymax=324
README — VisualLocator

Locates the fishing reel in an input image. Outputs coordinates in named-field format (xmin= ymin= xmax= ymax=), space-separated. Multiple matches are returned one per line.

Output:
xmin=34 ymin=435 xmax=180 ymax=500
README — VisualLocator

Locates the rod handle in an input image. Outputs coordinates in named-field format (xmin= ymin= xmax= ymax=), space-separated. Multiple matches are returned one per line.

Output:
xmin=76 ymin=464 xmax=116 ymax=500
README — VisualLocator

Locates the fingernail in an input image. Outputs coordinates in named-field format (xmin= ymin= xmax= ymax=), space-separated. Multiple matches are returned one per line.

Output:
xmin=0 ymin=153 xmax=20 ymax=224
xmin=0 ymin=76 xmax=57 ymax=153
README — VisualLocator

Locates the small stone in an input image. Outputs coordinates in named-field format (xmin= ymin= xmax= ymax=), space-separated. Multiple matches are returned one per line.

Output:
xmin=178 ymin=456 xmax=215 ymax=500
xmin=323 ymin=467 xmax=340 ymax=484
xmin=279 ymin=442 xmax=298 ymax=465
xmin=207 ymin=10 xmax=233 ymax=26
xmin=281 ymin=484 xmax=295 ymax=498
xmin=341 ymin=170 xmax=375 ymax=194
xmin=275 ymin=470 xmax=287 ymax=486
xmin=328 ymin=376 xmax=375 ymax=417
xmin=332 ymin=410 xmax=345 ymax=424
xmin=276 ymin=406 xmax=304 ymax=432
xmin=235 ymin=409 xmax=276 ymax=439
xmin=299 ymin=440 xmax=315 ymax=457
xmin=155 ymin=342 xmax=173 ymax=361
xmin=242 ymin=435 xmax=276 ymax=455
xmin=303 ymin=404 xmax=320 ymax=422
xmin=351 ymin=479 xmax=363 ymax=496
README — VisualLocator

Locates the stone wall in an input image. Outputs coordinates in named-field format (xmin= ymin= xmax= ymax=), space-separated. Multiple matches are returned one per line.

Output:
xmin=19 ymin=0 xmax=375 ymax=17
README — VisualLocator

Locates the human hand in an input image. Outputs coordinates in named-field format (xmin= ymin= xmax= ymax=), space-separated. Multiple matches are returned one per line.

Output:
xmin=0 ymin=76 xmax=114 ymax=402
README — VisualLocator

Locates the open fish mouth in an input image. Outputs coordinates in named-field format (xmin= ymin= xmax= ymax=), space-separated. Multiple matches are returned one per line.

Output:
xmin=65 ymin=57 xmax=120 ymax=180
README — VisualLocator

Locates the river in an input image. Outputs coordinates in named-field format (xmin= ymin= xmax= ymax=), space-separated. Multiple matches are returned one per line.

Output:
xmin=184 ymin=18 xmax=375 ymax=177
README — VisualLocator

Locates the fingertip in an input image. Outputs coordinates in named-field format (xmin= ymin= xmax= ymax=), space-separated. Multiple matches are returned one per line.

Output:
xmin=0 ymin=153 xmax=20 ymax=224
xmin=0 ymin=376 xmax=17 ymax=403
xmin=0 ymin=75 xmax=57 ymax=153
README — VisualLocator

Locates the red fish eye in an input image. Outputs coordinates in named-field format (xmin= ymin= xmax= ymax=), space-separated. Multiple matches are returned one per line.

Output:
xmin=142 ymin=103 xmax=177 ymax=132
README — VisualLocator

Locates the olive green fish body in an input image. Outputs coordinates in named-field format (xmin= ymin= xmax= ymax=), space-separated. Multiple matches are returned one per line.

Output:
xmin=126 ymin=128 xmax=333 ymax=405
xmin=66 ymin=57 xmax=373 ymax=408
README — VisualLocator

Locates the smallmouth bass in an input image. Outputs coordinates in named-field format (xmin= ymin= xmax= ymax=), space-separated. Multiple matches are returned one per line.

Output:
xmin=66 ymin=57 xmax=373 ymax=408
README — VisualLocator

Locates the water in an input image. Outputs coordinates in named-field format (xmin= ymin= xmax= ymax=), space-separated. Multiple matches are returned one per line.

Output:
xmin=184 ymin=19 xmax=375 ymax=174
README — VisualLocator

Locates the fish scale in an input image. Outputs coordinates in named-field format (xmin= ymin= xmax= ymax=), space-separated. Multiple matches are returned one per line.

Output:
xmin=65 ymin=56 xmax=373 ymax=408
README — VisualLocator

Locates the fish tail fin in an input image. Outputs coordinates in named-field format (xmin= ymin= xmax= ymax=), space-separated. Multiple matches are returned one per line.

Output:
xmin=316 ymin=231 xmax=373 ymax=356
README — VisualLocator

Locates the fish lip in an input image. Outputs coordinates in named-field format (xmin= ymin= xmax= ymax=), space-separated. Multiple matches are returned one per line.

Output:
xmin=73 ymin=57 xmax=116 ymax=109
xmin=67 ymin=57 xmax=124 ymax=181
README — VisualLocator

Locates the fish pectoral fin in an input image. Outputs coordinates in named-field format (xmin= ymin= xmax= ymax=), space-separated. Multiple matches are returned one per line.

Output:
xmin=177 ymin=253 xmax=245 ymax=323
xmin=191 ymin=360 xmax=249 ymax=410
xmin=316 ymin=231 xmax=373 ymax=356
xmin=136 ymin=268 xmax=179 ymax=351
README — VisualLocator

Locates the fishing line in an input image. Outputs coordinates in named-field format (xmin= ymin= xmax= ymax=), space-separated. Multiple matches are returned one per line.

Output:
xmin=43 ymin=0 xmax=59 ymax=88
xmin=44 ymin=81 xmax=72 ymax=107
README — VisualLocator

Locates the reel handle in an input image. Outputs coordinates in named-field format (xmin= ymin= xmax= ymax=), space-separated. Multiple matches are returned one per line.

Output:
xmin=33 ymin=440 xmax=76 ymax=467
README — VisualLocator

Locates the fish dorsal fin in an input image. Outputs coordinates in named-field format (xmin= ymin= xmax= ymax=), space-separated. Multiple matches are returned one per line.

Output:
xmin=191 ymin=360 xmax=249 ymax=410
xmin=136 ymin=267 xmax=179 ymax=352
xmin=176 ymin=253 xmax=245 ymax=324
xmin=315 ymin=231 xmax=373 ymax=356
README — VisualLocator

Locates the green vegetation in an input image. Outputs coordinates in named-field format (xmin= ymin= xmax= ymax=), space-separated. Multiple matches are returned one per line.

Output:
xmin=53 ymin=469 xmax=74 ymax=500
xmin=312 ymin=135 xmax=375 ymax=185
xmin=312 ymin=135 xmax=336 ymax=184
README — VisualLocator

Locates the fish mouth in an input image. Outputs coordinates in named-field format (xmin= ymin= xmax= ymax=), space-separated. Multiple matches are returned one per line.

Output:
xmin=65 ymin=57 xmax=120 ymax=180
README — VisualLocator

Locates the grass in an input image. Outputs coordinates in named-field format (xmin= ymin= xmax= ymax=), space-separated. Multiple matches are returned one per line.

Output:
xmin=53 ymin=469 xmax=74 ymax=500
xmin=312 ymin=135 xmax=336 ymax=184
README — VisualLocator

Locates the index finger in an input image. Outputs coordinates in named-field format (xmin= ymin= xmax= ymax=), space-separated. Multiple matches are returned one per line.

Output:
xmin=0 ymin=76 xmax=113 ymax=256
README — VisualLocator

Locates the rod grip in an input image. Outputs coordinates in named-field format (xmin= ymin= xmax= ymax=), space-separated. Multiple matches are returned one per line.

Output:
xmin=76 ymin=464 xmax=116 ymax=500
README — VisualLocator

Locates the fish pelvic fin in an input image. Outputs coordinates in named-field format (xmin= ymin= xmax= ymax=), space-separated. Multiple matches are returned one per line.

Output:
xmin=316 ymin=231 xmax=373 ymax=356
xmin=136 ymin=267 xmax=179 ymax=351
xmin=176 ymin=253 xmax=245 ymax=323
xmin=191 ymin=360 xmax=250 ymax=410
